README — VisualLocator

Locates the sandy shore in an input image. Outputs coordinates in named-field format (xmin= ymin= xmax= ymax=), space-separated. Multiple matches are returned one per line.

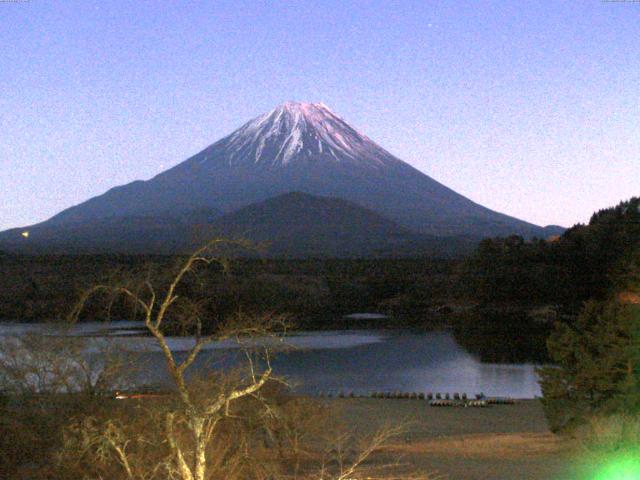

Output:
xmin=329 ymin=398 xmax=578 ymax=480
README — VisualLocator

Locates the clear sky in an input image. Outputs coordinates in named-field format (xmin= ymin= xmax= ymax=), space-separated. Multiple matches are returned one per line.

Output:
xmin=1 ymin=0 xmax=638 ymax=231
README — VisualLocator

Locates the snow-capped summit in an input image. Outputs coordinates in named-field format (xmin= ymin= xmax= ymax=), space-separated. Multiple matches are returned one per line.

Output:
xmin=206 ymin=101 xmax=397 ymax=168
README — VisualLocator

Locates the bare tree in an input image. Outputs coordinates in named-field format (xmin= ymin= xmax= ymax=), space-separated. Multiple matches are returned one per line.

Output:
xmin=59 ymin=238 xmax=437 ymax=480
xmin=0 ymin=331 xmax=134 ymax=398
xmin=309 ymin=423 xmax=438 ymax=480
xmin=69 ymin=238 xmax=290 ymax=480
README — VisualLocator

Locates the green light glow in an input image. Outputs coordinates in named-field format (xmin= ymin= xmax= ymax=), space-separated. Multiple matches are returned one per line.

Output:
xmin=590 ymin=452 xmax=640 ymax=480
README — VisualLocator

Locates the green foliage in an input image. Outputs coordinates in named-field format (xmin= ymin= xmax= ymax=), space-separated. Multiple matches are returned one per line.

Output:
xmin=538 ymin=299 xmax=640 ymax=432
xmin=575 ymin=414 xmax=640 ymax=456
xmin=460 ymin=197 xmax=640 ymax=311
xmin=572 ymin=414 xmax=640 ymax=480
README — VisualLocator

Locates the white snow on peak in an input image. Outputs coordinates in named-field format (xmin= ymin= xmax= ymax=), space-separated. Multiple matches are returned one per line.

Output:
xmin=216 ymin=102 xmax=397 ymax=168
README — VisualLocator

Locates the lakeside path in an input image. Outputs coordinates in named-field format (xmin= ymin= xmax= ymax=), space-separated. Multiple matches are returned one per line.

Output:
xmin=331 ymin=398 xmax=579 ymax=480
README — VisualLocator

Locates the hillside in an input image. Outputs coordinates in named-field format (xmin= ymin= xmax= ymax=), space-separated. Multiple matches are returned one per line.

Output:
xmin=0 ymin=209 xmax=222 ymax=255
xmin=209 ymin=192 xmax=477 ymax=257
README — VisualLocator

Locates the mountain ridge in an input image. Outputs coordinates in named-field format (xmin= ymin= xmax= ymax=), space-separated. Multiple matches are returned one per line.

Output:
xmin=1 ymin=101 xmax=563 ymax=253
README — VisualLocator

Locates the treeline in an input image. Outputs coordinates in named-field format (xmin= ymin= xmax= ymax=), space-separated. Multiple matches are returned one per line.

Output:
xmin=458 ymin=197 xmax=640 ymax=312
xmin=0 ymin=254 xmax=175 ymax=322
xmin=0 ymin=253 xmax=459 ymax=329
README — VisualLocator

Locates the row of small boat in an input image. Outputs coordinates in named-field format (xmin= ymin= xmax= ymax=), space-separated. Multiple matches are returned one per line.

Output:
xmin=430 ymin=399 xmax=488 ymax=407
xmin=316 ymin=391 xmax=516 ymax=405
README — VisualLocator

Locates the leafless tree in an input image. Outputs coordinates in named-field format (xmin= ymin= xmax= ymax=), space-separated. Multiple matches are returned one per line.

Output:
xmin=68 ymin=238 xmax=291 ymax=480
xmin=0 ymin=330 xmax=135 ymax=398
xmin=307 ymin=422 xmax=438 ymax=480
xmin=56 ymin=238 xmax=437 ymax=480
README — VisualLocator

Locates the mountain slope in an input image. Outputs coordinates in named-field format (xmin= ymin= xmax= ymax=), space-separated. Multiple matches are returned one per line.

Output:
xmin=0 ymin=192 xmax=477 ymax=257
xmin=32 ymin=102 xmax=557 ymax=239
xmin=0 ymin=209 xmax=222 ymax=254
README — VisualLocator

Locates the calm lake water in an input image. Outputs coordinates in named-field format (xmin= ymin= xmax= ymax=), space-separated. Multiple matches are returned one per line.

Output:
xmin=0 ymin=322 xmax=542 ymax=398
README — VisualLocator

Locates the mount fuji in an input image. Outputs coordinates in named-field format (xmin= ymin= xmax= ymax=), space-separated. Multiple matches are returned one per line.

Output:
xmin=0 ymin=102 xmax=562 ymax=255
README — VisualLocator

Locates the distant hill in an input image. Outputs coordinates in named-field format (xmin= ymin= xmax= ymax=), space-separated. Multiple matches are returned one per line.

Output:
xmin=2 ymin=101 xmax=562 ymax=255
xmin=208 ymin=192 xmax=478 ymax=257
xmin=0 ymin=192 xmax=478 ymax=257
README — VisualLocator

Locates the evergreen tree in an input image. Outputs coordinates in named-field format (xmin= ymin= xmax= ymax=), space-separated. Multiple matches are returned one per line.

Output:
xmin=538 ymin=298 xmax=640 ymax=432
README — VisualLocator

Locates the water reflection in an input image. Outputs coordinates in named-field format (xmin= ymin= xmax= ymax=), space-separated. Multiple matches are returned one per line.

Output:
xmin=0 ymin=324 xmax=542 ymax=398
xmin=268 ymin=331 xmax=541 ymax=398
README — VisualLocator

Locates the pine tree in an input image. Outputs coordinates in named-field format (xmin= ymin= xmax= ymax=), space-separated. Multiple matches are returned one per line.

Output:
xmin=538 ymin=298 xmax=640 ymax=432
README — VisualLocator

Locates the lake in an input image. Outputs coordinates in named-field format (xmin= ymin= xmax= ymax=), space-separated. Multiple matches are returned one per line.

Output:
xmin=0 ymin=322 xmax=542 ymax=399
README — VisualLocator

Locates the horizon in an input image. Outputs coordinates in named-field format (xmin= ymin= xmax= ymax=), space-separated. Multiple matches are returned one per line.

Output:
xmin=2 ymin=1 xmax=639 ymax=231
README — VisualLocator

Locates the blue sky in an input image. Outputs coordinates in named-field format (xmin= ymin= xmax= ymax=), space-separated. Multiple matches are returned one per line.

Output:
xmin=1 ymin=0 xmax=639 ymax=230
